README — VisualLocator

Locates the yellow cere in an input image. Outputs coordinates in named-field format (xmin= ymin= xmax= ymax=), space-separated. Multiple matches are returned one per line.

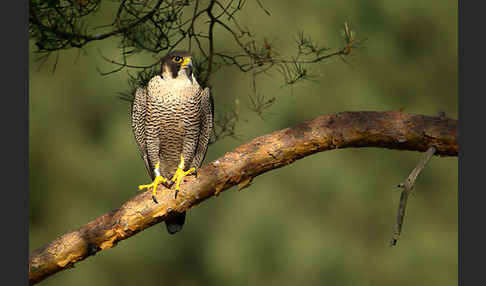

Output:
xmin=181 ymin=57 xmax=192 ymax=67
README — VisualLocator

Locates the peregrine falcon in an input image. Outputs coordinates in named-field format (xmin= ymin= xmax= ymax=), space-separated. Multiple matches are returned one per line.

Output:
xmin=131 ymin=51 xmax=214 ymax=234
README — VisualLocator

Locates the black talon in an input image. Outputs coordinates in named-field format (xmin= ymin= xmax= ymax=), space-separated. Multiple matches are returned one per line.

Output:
xmin=152 ymin=195 xmax=158 ymax=204
xmin=163 ymin=180 xmax=174 ymax=188
xmin=174 ymin=189 xmax=179 ymax=199
xmin=193 ymin=169 xmax=198 ymax=178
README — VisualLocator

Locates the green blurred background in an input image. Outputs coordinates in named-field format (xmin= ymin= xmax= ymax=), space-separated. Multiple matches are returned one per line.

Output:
xmin=29 ymin=1 xmax=457 ymax=285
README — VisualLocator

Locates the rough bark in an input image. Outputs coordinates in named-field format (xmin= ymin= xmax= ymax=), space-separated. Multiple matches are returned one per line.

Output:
xmin=29 ymin=111 xmax=458 ymax=285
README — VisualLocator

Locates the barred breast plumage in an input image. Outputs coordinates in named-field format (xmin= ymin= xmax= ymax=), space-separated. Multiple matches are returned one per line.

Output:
xmin=145 ymin=74 xmax=203 ymax=177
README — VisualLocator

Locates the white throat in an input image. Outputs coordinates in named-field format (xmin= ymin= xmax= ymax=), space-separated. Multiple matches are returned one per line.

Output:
xmin=160 ymin=68 xmax=199 ymax=92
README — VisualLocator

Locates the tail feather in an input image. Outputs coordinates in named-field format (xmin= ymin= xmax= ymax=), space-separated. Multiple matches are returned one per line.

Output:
xmin=165 ymin=211 xmax=186 ymax=234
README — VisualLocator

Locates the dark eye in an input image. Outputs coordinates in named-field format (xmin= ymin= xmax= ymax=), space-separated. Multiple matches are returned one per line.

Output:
xmin=172 ymin=56 xmax=183 ymax=63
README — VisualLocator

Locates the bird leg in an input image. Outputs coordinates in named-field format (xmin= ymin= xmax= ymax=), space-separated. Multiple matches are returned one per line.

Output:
xmin=170 ymin=154 xmax=196 ymax=198
xmin=138 ymin=162 xmax=172 ymax=200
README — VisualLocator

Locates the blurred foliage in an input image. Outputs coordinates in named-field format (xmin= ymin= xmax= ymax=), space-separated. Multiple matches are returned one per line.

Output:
xmin=29 ymin=0 xmax=457 ymax=286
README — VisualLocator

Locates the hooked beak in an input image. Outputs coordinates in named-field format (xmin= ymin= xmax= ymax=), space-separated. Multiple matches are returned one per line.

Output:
xmin=181 ymin=57 xmax=193 ymax=82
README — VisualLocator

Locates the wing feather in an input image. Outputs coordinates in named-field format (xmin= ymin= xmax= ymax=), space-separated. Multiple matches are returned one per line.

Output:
xmin=131 ymin=88 xmax=155 ymax=179
xmin=191 ymin=87 xmax=214 ymax=168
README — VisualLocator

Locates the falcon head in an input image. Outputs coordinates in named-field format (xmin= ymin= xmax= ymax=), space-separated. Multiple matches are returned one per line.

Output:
xmin=161 ymin=50 xmax=194 ymax=82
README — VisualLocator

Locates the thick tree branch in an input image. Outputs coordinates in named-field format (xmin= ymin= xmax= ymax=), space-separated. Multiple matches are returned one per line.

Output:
xmin=29 ymin=111 xmax=457 ymax=285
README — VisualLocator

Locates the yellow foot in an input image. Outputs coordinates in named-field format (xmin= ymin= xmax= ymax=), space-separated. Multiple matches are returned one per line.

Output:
xmin=170 ymin=154 xmax=196 ymax=198
xmin=138 ymin=162 xmax=170 ymax=203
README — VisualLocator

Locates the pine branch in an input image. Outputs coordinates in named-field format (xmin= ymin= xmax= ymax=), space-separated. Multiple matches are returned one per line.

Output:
xmin=29 ymin=111 xmax=457 ymax=285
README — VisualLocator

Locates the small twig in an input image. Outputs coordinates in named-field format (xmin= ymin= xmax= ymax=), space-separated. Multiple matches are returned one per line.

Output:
xmin=203 ymin=0 xmax=216 ymax=87
xmin=390 ymin=146 xmax=437 ymax=247
xmin=255 ymin=0 xmax=271 ymax=16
